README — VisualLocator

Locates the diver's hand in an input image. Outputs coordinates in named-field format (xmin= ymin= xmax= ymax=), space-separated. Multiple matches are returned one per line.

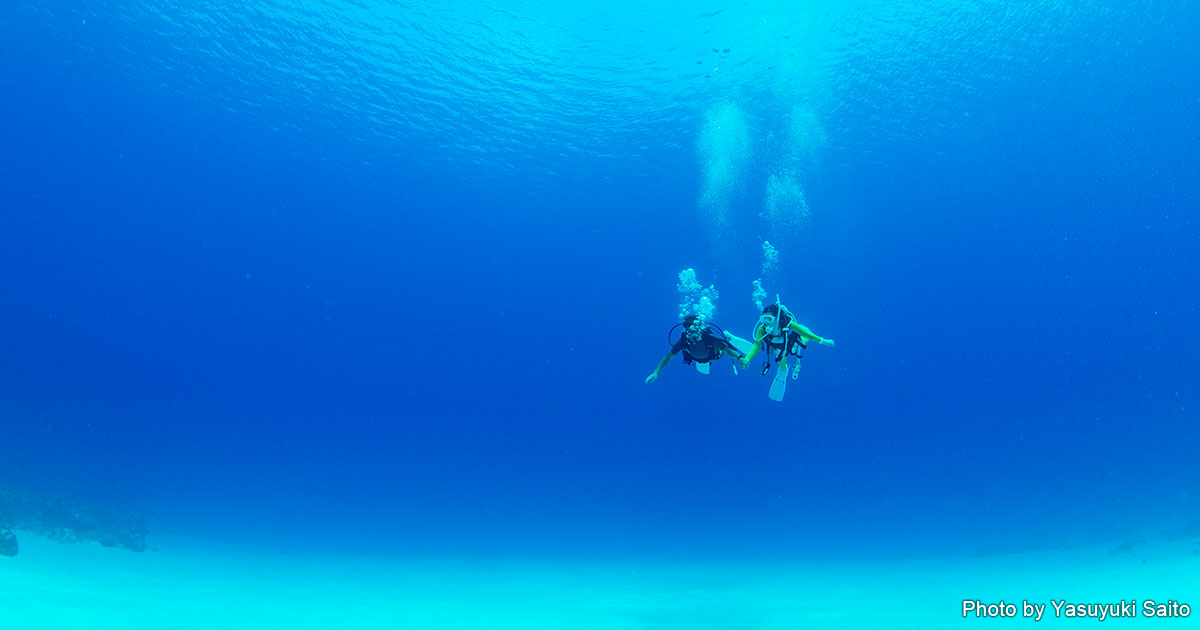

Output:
xmin=820 ymin=338 xmax=835 ymax=347
xmin=739 ymin=357 xmax=750 ymax=369
xmin=644 ymin=372 xmax=658 ymax=384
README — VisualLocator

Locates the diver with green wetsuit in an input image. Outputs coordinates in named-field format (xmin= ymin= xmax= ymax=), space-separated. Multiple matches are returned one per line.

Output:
xmin=740 ymin=300 xmax=835 ymax=400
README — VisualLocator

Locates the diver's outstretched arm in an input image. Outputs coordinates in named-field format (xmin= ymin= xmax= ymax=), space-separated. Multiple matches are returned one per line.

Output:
xmin=789 ymin=322 xmax=835 ymax=346
xmin=645 ymin=350 xmax=676 ymax=383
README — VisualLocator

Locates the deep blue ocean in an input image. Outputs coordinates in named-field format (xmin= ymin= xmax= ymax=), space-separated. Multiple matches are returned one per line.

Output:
xmin=1 ymin=0 xmax=1196 ymax=560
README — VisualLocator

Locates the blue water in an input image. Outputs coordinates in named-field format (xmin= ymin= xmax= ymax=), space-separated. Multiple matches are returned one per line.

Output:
xmin=1 ymin=0 xmax=1197 ymax=562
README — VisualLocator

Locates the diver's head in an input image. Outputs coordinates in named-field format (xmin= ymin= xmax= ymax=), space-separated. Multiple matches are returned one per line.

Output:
xmin=681 ymin=314 xmax=707 ymax=342
xmin=759 ymin=304 xmax=786 ymax=334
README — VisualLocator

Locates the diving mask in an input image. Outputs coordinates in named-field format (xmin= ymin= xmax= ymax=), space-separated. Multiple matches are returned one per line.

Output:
xmin=758 ymin=314 xmax=779 ymax=334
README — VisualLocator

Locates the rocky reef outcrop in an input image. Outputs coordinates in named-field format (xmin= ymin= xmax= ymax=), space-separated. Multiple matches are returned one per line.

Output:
xmin=0 ymin=487 xmax=146 ymax=552
xmin=0 ymin=527 xmax=16 ymax=557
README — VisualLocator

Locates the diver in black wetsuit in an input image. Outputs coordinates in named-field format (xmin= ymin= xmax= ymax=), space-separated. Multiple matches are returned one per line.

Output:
xmin=644 ymin=315 xmax=751 ymax=383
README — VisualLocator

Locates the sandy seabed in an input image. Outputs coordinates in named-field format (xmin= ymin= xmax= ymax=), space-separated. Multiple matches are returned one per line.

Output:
xmin=1 ymin=531 xmax=1196 ymax=629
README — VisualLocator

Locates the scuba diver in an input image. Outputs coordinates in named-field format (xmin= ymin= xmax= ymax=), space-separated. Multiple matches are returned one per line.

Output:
xmin=645 ymin=315 xmax=755 ymax=383
xmin=740 ymin=299 xmax=835 ymax=401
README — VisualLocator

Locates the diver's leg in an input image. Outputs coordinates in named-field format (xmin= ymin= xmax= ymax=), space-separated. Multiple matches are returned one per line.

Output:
xmin=724 ymin=333 xmax=756 ymax=358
